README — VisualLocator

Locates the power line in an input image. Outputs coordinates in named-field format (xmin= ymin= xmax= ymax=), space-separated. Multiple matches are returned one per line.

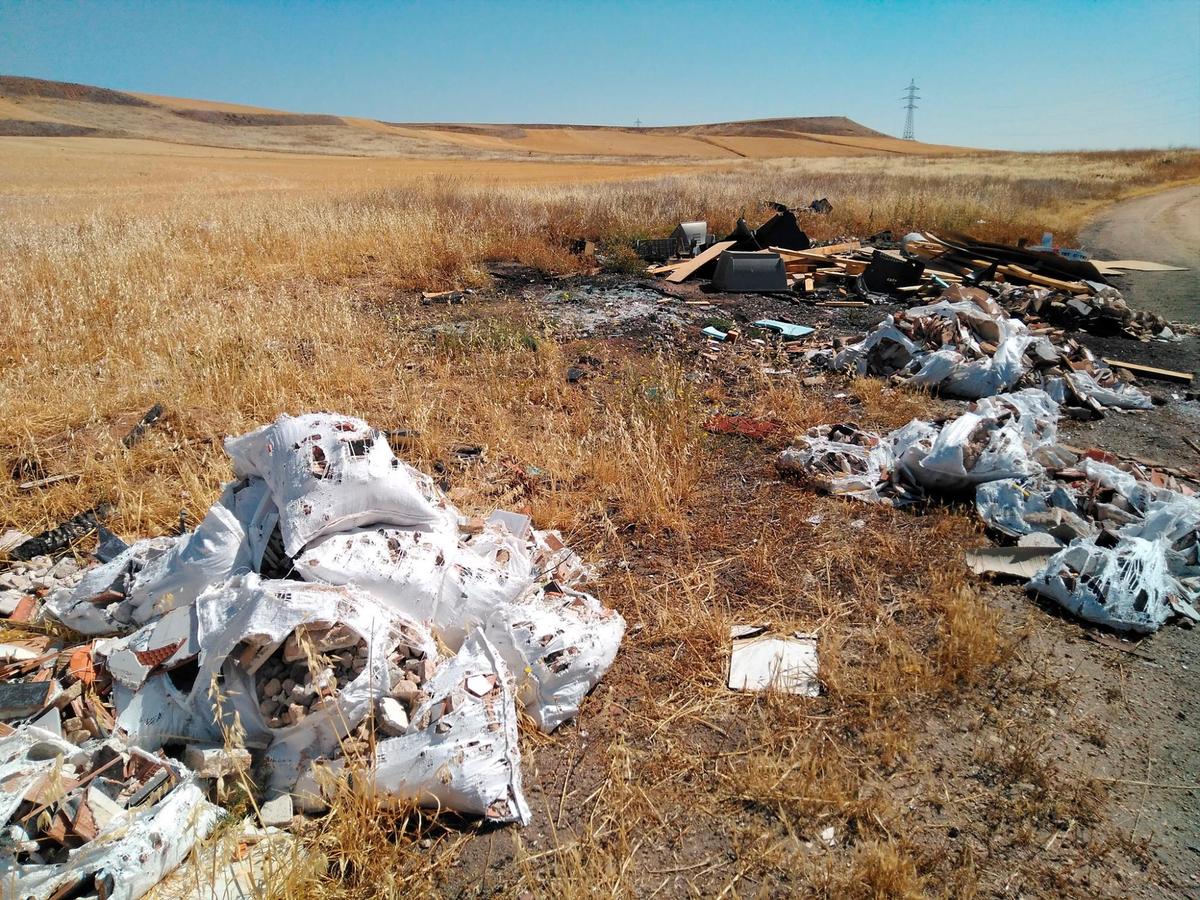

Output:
xmin=901 ymin=78 xmax=920 ymax=140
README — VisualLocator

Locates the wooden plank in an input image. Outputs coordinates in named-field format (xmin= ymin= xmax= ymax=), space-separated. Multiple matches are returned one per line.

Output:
xmin=18 ymin=473 xmax=79 ymax=492
xmin=769 ymin=241 xmax=861 ymax=261
xmin=999 ymin=264 xmax=1090 ymax=293
xmin=1093 ymin=259 xmax=1187 ymax=273
xmin=1102 ymin=358 xmax=1194 ymax=384
xmin=663 ymin=240 xmax=736 ymax=283
xmin=816 ymin=301 xmax=868 ymax=308
xmin=647 ymin=260 xmax=689 ymax=275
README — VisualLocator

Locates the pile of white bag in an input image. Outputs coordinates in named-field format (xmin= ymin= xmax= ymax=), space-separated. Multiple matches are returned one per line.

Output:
xmin=818 ymin=286 xmax=1152 ymax=410
xmin=776 ymin=390 xmax=1200 ymax=633
xmin=45 ymin=413 xmax=625 ymax=825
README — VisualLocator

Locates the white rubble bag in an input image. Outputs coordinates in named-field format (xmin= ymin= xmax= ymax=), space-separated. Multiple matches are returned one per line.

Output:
xmin=974 ymin=478 xmax=1093 ymax=541
xmin=293 ymin=525 xmax=461 ymax=625
xmin=296 ymin=522 xmax=620 ymax=730
xmin=43 ymin=537 xmax=179 ymax=636
xmin=224 ymin=413 xmax=451 ymax=556
xmin=203 ymin=577 xmax=438 ymax=793
xmin=123 ymin=502 xmax=252 ymax=625
xmin=1026 ymin=535 xmax=1198 ymax=633
xmin=100 ymin=575 xmax=439 ymax=793
xmin=373 ymin=630 xmax=530 ymax=824
xmin=1065 ymin=371 xmax=1153 ymax=410
xmin=903 ymin=390 xmax=1059 ymax=493
xmin=0 ymin=725 xmax=220 ymax=900
xmin=481 ymin=583 xmax=626 ymax=732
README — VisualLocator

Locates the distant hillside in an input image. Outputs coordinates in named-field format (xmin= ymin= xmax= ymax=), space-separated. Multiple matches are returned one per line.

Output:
xmin=0 ymin=74 xmax=967 ymax=160
xmin=651 ymin=116 xmax=887 ymax=138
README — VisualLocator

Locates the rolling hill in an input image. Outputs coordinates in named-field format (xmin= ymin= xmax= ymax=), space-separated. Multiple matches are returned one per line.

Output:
xmin=0 ymin=75 xmax=967 ymax=160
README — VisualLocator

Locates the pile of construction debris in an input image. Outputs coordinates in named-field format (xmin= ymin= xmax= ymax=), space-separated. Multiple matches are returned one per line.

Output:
xmin=640 ymin=213 xmax=1185 ymax=342
xmin=0 ymin=413 xmax=624 ymax=899
xmin=771 ymin=231 xmax=1198 ymax=635
xmin=809 ymin=286 xmax=1154 ymax=413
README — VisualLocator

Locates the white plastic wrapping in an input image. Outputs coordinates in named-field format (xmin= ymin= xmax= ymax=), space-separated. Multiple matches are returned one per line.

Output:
xmin=224 ymin=413 xmax=449 ymax=556
xmin=124 ymin=503 xmax=251 ymax=625
xmin=101 ymin=575 xmax=439 ymax=792
xmin=42 ymin=410 xmax=626 ymax=831
xmin=776 ymin=424 xmax=894 ymax=503
xmin=43 ymin=537 xmax=179 ymax=636
xmin=373 ymin=631 xmax=530 ymax=824
xmin=1026 ymin=536 xmax=1197 ymax=633
xmin=293 ymin=525 xmax=460 ymax=625
xmin=1065 ymin=371 xmax=1153 ymax=411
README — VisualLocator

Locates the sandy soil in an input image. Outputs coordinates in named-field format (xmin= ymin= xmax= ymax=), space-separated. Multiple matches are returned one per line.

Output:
xmin=1082 ymin=185 xmax=1200 ymax=323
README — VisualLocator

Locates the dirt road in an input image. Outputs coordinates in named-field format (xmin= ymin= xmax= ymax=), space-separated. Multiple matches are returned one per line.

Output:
xmin=1081 ymin=184 xmax=1200 ymax=323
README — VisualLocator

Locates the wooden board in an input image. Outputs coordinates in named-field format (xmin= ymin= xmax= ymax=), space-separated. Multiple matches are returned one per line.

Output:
xmin=769 ymin=241 xmax=861 ymax=260
xmin=664 ymin=240 xmax=737 ymax=283
xmin=1093 ymin=259 xmax=1187 ymax=273
xmin=999 ymin=263 xmax=1090 ymax=293
xmin=647 ymin=260 xmax=695 ymax=275
xmin=1102 ymin=358 xmax=1194 ymax=384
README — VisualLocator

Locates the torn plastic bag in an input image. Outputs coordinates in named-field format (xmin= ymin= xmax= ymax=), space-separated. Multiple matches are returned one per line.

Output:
xmin=776 ymin=424 xmax=894 ymax=503
xmin=937 ymin=333 xmax=1034 ymax=399
xmin=43 ymin=537 xmax=178 ymax=636
xmin=224 ymin=475 xmax=279 ymax=571
xmin=0 ymin=725 xmax=220 ymax=900
xmin=1027 ymin=535 xmax=1199 ymax=633
xmin=224 ymin=413 xmax=449 ymax=556
xmin=373 ymin=630 xmax=530 ymax=824
xmin=123 ymin=502 xmax=252 ymax=625
xmin=106 ymin=575 xmax=438 ymax=792
xmin=832 ymin=318 xmax=917 ymax=377
xmin=906 ymin=412 xmax=1035 ymax=493
xmin=435 ymin=524 xmax=548 ymax=648
xmin=481 ymin=583 xmax=626 ymax=732
xmin=1065 ymin=371 xmax=1152 ymax=410
xmin=206 ymin=577 xmax=438 ymax=792
xmin=973 ymin=389 xmax=1060 ymax=452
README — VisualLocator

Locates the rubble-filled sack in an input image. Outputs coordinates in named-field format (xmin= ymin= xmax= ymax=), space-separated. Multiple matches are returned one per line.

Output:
xmin=373 ymin=630 xmax=530 ymax=824
xmin=44 ymin=537 xmax=178 ymax=636
xmin=0 ymin=725 xmax=219 ymax=900
xmin=293 ymin=525 xmax=460 ymax=625
xmin=124 ymin=502 xmax=252 ymax=625
xmin=776 ymin=423 xmax=894 ymax=503
xmin=905 ymin=389 xmax=1058 ymax=493
xmin=225 ymin=413 xmax=451 ymax=556
xmin=481 ymin=583 xmax=626 ymax=732
xmin=1026 ymin=535 xmax=1197 ymax=633
xmin=201 ymin=576 xmax=439 ymax=792
xmin=37 ymin=410 xmax=625 ymax=847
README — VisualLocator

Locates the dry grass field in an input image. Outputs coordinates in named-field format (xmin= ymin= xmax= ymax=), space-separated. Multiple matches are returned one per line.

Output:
xmin=2 ymin=118 xmax=1199 ymax=898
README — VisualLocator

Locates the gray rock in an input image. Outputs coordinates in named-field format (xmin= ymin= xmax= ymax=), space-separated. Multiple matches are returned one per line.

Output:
xmin=259 ymin=793 xmax=293 ymax=827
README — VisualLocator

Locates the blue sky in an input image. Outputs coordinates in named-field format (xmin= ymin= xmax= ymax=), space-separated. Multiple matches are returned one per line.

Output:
xmin=1 ymin=0 xmax=1197 ymax=151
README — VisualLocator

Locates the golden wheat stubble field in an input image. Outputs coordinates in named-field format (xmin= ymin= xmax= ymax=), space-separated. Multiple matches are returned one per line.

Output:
xmin=2 ymin=138 xmax=1200 ymax=898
